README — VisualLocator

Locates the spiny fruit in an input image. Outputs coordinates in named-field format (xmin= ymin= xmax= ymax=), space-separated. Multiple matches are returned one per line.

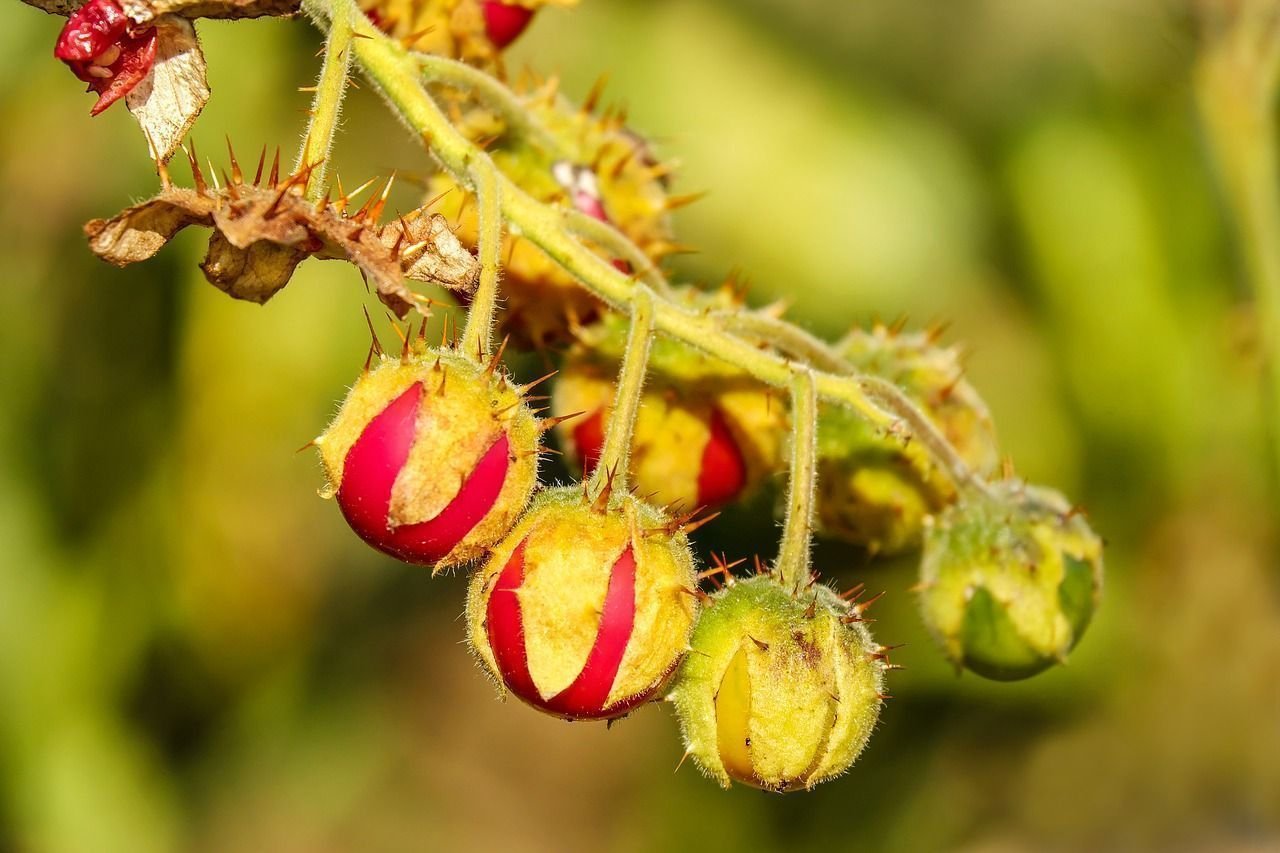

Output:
xmin=55 ymin=0 xmax=157 ymax=116
xmin=430 ymin=81 xmax=679 ymax=347
xmin=466 ymin=486 xmax=699 ymax=720
xmin=360 ymin=0 xmax=569 ymax=65
xmin=314 ymin=344 xmax=541 ymax=570
xmin=671 ymin=572 xmax=887 ymax=792
xmin=917 ymin=480 xmax=1103 ymax=681
xmin=815 ymin=324 xmax=1000 ymax=555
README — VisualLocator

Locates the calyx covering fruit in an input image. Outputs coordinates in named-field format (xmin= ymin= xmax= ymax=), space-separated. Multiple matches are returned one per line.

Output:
xmin=917 ymin=480 xmax=1104 ymax=680
xmin=816 ymin=324 xmax=1000 ymax=554
xmin=671 ymin=574 xmax=886 ymax=792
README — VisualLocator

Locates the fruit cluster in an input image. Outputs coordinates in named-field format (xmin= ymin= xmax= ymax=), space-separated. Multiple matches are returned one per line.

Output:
xmin=44 ymin=0 xmax=1107 ymax=793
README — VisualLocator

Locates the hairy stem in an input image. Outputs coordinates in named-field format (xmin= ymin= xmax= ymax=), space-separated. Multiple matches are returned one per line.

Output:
xmin=305 ymin=0 xmax=984 ymax=494
xmin=1195 ymin=0 xmax=1280 ymax=484
xmin=296 ymin=0 xmax=353 ymax=200
xmin=778 ymin=369 xmax=817 ymax=596
xmin=590 ymin=287 xmax=655 ymax=498
xmin=716 ymin=310 xmax=850 ymax=374
xmin=459 ymin=158 xmax=503 ymax=358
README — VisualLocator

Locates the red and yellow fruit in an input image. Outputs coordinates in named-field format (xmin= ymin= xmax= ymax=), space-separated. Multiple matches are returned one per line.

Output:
xmin=552 ymin=295 xmax=786 ymax=511
xmin=360 ymin=0 xmax=571 ymax=65
xmin=466 ymin=487 xmax=698 ymax=720
xmin=314 ymin=346 xmax=540 ymax=570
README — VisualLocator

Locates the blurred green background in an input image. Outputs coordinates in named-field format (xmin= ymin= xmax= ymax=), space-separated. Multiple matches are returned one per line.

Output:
xmin=2 ymin=0 xmax=1279 ymax=850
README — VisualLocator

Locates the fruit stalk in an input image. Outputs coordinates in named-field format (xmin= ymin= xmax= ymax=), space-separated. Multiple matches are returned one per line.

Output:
xmin=459 ymin=158 xmax=504 ymax=358
xmin=588 ymin=286 xmax=654 ymax=498
xmin=777 ymin=369 xmax=817 ymax=595
xmin=296 ymin=0 xmax=353 ymax=199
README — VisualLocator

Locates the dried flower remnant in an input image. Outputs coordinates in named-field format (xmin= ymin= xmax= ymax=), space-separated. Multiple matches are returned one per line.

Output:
xmin=83 ymin=149 xmax=479 ymax=313
xmin=32 ymin=0 xmax=300 ymax=158
xmin=54 ymin=0 xmax=159 ymax=115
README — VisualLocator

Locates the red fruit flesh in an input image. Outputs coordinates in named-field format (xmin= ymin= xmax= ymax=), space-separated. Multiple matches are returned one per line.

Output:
xmin=55 ymin=0 xmax=157 ymax=115
xmin=338 ymin=381 xmax=512 ymax=565
xmin=487 ymin=541 xmax=645 ymax=719
xmin=696 ymin=408 xmax=747 ymax=506
xmin=482 ymin=1 xmax=535 ymax=49
xmin=571 ymin=409 xmax=606 ymax=474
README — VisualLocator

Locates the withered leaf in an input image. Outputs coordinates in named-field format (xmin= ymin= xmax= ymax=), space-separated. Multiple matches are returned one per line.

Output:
xmin=84 ymin=171 xmax=480 ymax=314
xmin=126 ymin=16 xmax=210 ymax=163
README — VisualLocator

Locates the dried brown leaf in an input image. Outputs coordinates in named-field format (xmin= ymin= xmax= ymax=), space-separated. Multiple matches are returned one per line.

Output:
xmin=84 ymin=179 xmax=480 ymax=313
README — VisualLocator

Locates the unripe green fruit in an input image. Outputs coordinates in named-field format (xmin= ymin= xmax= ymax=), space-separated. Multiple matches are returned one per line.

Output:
xmin=816 ymin=325 xmax=1000 ymax=554
xmin=671 ymin=575 xmax=885 ymax=791
xmin=466 ymin=486 xmax=698 ymax=719
xmin=917 ymin=481 xmax=1103 ymax=681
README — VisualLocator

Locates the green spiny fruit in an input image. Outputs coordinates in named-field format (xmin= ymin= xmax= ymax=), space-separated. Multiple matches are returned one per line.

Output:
xmin=429 ymin=81 xmax=681 ymax=347
xmin=815 ymin=323 xmax=1000 ymax=555
xmin=917 ymin=480 xmax=1103 ymax=680
xmin=671 ymin=572 xmax=887 ymax=791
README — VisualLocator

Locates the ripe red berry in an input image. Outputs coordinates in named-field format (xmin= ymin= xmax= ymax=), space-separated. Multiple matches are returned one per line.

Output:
xmin=315 ymin=347 xmax=541 ymax=570
xmin=482 ymin=1 xmax=536 ymax=49
xmin=54 ymin=0 xmax=157 ymax=116
xmin=467 ymin=487 xmax=698 ymax=720
xmin=571 ymin=404 xmax=747 ymax=508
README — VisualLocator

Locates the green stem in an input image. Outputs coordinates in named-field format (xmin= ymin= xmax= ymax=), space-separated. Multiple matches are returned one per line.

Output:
xmin=589 ymin=287 xmax=655 ymax=498
xmin=778 ymin=369 xmax=817 ymax=596
xmin=716 ymin=310 xmax=850 ymax=374
xmin=296 ymin=0 xmax=353 ymax=200
xmin=1196 ymin=2 xmax=1280 ymax=484
xmin=307 ymin=0 xmax=984 ymax=495
xmin=459 ymin=158 xmax=503 ymax=359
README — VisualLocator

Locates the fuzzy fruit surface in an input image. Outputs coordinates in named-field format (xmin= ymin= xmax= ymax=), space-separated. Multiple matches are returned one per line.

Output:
xmin=918 ymin=480 xmax=1103 ymax=680
xmin=671 ymin=575 xmax=885 ymax=791
xmin=55 ymin=0 xmax=157 ymax=115
xmin=552 ymin=291 xmax=786 ymax=511
xmin=358 ymin=0 xmax=569 ymax=67
xmin=466 ymin=487 xmax=698 ymax=720
xmin=314 ymin=347 xmax=540 ymax=570
xmin=816 ymin=325 xmax=1000 ymax=555
xmin=429 ymin=87 xmax=674 ymax=347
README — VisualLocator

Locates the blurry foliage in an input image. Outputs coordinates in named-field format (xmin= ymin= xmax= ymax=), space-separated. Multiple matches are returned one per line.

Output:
xmin=0 ymin=0 xmax=1277 ymax=850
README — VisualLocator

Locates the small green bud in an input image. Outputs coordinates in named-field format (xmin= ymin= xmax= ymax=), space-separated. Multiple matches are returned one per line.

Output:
xmin=670 ymin=575 xmax=886 ymax=791
xmin=918 ymin=481 xmax=1104 ymax=681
